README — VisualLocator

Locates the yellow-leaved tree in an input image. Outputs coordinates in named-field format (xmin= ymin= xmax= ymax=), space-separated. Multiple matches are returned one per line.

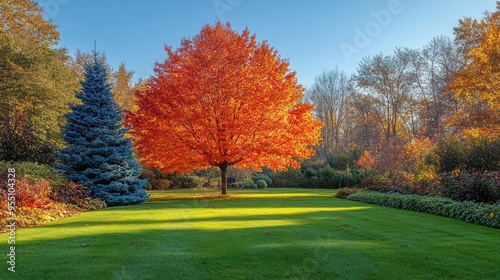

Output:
xmin=448 ymin=3 xmax=500 ymax=137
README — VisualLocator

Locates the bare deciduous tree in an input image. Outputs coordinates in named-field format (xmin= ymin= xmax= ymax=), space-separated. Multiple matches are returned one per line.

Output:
xmin=354 ymin=48 xmax=418 ymax=142
xmin=413 ymin=36 xmax=461 ymax=139
xmin=307 ymin=69 xmax=351 ymax=157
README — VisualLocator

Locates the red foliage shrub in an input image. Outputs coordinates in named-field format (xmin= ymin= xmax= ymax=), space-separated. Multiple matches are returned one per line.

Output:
xmin=0 ymin=165 xmax=107 ymax=233
xmin=50 ymin=182 xmax=106 ymax=210
xmin=14 ymin=178 xmax=53 ymax=208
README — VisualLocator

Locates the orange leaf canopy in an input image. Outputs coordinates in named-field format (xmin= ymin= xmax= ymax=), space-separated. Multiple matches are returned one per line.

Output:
xmin=127 ymin=22 xmax=322 ymax=173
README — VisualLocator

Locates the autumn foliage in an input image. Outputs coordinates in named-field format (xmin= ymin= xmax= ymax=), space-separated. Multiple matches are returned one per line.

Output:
xmin=0 ymin=163 xmax=107 ymax=231
xmin=127 ymin=23 xmax=322 ymax=194
xmin=357 ymin=150 xmax=376 ymax=170
xmin=447 ymin=7 xmax=500 ymax=138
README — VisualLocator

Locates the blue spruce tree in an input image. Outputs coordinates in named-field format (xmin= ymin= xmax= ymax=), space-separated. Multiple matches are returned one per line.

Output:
xmin=59 ymin=53 xmax=148 ymax=206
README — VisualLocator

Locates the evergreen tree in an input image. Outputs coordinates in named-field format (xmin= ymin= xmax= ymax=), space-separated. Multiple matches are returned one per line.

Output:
xmin=59 ymin=53 xmax=148 ymax=206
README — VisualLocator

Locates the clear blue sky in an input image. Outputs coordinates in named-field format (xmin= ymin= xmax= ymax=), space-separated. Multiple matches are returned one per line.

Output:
xmin=37 ymin=0 xmax=497 ymax=88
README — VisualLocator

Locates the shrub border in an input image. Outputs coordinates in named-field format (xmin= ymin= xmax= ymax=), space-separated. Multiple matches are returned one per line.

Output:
xmin=346 ymin=191 xmax=500 ymax=228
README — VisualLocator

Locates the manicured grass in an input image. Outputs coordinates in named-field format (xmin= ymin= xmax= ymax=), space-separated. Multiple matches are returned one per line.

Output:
xmin=1 ymin=188 xmax=499 ymax=279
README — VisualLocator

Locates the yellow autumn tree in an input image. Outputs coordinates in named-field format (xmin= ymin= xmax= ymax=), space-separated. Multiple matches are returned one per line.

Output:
xmin=112 ymin=63 xmax=138 ymax=113
xmin=0 ymin=0 xmax=78 ymax=163
xmin=400 ymin=137 xmax=438 ymax=181
xmin=448 ymin=4 xmax=500 ymax=138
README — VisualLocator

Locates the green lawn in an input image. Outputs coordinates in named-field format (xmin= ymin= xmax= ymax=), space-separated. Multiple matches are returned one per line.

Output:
xmin=1 ymin=188 xmax=499 ymax=279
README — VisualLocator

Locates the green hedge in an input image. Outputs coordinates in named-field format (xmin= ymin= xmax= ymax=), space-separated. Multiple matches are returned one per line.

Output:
xmin=271 ymin=166 xmax=370 ymax=189
xmin=334 ymin=187 xmax=363 ymax=199
xmin=236 ymin=178 xmax=258 ymax=189
xmin=437 ymin=137 xmax=500 ymax=172
xmin=439 ymin=170 xmax=500 ymax=203
xmin=346 ymin=192 xmax=500 ymax=228
xmin=253 ymin=173 xmax=272 ymax=187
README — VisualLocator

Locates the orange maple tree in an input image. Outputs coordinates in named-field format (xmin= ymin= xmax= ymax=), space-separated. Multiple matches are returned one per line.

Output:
xmin=126 ymin=22 xmax=323 ymax=194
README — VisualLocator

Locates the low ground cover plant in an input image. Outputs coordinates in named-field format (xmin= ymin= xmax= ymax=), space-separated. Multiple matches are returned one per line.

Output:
xmin=346 ymin=191 xmax=500 ymax=228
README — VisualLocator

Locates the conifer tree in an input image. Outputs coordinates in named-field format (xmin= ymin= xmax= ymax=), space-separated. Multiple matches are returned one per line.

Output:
xmin=59 ymin=53 xmax=148 ymax=206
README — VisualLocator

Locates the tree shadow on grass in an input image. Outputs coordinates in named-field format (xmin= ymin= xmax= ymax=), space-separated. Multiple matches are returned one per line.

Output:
xmin=7 ymin=205 xmax=377 ymax=279
xmin=34 ymin=190 xmax=368 ymax=233
xmin=7 ymin=211 xmax=500 ymax=280
xmin=145 ymin=188 xmax=335 ymax=204
xmin=9 ymin=227 xmax=366 ymax=280
xmin=144 ymin=190 xmax=347 ymax=210
xmin=38 ymin=206 xmax=370 ymax=232
xmin=4 ymin=190 xmax=500 ymax=279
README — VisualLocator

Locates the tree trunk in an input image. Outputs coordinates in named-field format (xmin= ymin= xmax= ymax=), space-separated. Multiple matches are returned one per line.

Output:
xmin=220 ymin=162 xmax=228 ymax=195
